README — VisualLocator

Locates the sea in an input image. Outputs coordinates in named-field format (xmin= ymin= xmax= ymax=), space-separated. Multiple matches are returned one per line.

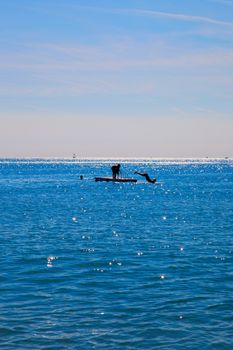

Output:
xmin=1 ymin=158 xmax=233 ymax=350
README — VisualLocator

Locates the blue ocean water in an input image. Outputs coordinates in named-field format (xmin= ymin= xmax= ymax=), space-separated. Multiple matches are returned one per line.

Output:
xmin=0 ymin=158 xmax=233 ymax=350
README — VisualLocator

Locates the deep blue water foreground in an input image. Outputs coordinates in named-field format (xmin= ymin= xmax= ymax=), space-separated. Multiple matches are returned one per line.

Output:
xmin=1 ymin=158 xmax=233 ymax=350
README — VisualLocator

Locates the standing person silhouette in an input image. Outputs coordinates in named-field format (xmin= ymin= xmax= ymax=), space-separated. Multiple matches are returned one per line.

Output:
xmin=111 ymin=164 xmax=121 ymax=179
xmin=134 ymin=171 xmax=156 ymax=183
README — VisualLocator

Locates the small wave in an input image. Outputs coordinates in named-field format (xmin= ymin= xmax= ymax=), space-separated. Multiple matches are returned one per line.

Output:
xmin=0 ymin=157 xmax=232 ymax=165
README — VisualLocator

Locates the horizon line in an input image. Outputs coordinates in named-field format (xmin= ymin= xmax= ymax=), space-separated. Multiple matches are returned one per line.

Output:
xmin=0 ymin=156 xmax=231 ymax=161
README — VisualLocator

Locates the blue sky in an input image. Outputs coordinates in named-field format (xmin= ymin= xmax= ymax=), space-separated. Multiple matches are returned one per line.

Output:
xmin=0 ymin=0 xmax=233 ymax=157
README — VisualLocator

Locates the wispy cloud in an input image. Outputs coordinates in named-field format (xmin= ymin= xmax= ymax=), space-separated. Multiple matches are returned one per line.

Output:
xmin=26 ymin=3 xmax=233 ymax=30
xmin=67 ymin=5 xmax=233 ymax=28
xmin=123 ymin=8 xmax=233 ymax=27
xmin=1 ymin=41 xmax=233 ymax=73
xmin=52 ymin=4 xmax=233 ymax=28
xmin=0 ymin=36 xmax=233 ymax=98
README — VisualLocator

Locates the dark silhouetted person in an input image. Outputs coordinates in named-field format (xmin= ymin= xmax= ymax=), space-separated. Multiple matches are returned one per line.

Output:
xmin=80 ymin=175 xmax=83 ymax=180
xmin=134 ymin=171 xmax=156 ymax=183
xmin=111 ymin=164 xmax=121 ymax=179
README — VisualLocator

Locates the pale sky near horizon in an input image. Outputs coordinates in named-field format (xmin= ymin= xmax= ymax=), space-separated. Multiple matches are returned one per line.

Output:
xmin=0 ymin=0 xmax=233 ymax=158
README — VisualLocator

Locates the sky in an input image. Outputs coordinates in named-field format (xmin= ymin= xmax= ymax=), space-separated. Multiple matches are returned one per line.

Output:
xmin=0 ymin=0 xmax=233 ymax=158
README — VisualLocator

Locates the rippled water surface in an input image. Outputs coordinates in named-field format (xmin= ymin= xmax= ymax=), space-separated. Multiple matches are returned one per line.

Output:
xmin=1 ymin=159 xmax=233 ymax=349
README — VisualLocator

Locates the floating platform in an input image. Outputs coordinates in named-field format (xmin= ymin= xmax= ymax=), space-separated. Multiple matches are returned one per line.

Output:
xmin=95 ymin=177 xmax=137 ymax=183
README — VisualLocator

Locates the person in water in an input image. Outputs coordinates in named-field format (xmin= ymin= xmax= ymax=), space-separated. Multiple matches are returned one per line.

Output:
xmin=134 ymin=171 xmax=156 ymax=183
xmin=111 ymin=164 xmax=121 ymax=179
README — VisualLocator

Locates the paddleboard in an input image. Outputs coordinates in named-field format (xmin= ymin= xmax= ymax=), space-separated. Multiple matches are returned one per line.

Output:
xmin=95 ymin=177 xmax=137 ymax=183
